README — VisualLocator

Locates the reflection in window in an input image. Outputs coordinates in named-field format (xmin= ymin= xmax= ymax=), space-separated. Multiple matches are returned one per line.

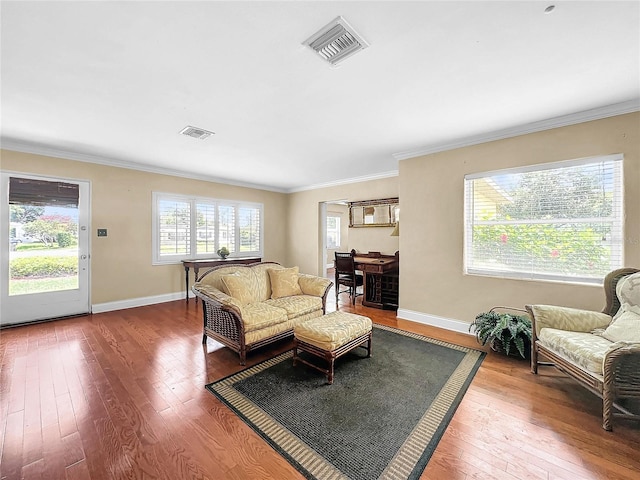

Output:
xmin=464 ymin=154 xmax=623 ymax=284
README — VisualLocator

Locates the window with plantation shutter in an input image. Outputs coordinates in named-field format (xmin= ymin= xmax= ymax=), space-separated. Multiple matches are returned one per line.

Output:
xmin=239 ymin=206 xmax=261 ymax=252
xmin=158 ymin=198 xmax=191 ymax=256
xmin=464 ymin=154 xmax=624 ymax=284
xmin=217 ymin=205 xmax=236 ymax=254
xmin=152 ymin=193 xmax=263 ymax=265
xmin=196 ymin=202 xmax=216 ymax=255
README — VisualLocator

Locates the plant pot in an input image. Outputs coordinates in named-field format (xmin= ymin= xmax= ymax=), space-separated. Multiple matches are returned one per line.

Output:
xmin=490 ymin=338 xmax=530 ymax=359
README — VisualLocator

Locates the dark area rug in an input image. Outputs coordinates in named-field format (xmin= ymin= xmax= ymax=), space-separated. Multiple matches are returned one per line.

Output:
xmin=206 ymin=324 xmax=485 ymax=480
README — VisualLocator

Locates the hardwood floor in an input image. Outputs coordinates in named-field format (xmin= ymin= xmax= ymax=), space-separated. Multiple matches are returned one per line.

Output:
xmin=1 ymin=291 xmax=639 ymax=480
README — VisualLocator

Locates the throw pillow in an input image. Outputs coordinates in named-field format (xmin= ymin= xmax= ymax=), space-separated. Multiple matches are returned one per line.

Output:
xmin=268 ymin=266 xmax=302 ymax=299
xmin=612 ymin=271 xmax=640 ymax=323
xmin=221 ymin=273 xmax=256 ymax=305
xmin=601 ymin=310 xmax=640 ymax=343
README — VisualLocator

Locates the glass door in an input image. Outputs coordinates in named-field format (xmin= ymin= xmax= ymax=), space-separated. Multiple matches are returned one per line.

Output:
xmin=0 ymin=173 xmax=90 ymax=326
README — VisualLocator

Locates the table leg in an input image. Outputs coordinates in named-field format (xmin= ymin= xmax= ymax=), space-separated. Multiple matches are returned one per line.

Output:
xmin=192 ymin=267 xmax=200 ymax=303
xmin=184 ymin=266 xmax=190 ymax=302
xmin=362 ymin=272 xmax=384 ymax=309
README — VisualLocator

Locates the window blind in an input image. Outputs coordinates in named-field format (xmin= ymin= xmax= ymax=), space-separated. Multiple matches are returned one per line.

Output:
xmin=9 ymin=177 xmax=79 ymax=207
xmin=464 ymin=154 xmax=623 ymax=284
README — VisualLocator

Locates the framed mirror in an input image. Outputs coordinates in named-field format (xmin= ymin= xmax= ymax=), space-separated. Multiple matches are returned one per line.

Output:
xmin=349 ymin=198 xmax=399 ymax=227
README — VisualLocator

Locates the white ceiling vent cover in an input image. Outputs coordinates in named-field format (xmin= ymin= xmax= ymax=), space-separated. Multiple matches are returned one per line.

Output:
xmin=303 ymin=16 xmax=369 ymax=66
xmin=179 ymin=126 xmax=215 ymax=140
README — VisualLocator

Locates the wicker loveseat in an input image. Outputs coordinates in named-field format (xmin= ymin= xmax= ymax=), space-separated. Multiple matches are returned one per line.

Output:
xmin=526 ymin=268 xmax=640 ymax=431
xmin=193 ymin=262 xmax=333 ymax=364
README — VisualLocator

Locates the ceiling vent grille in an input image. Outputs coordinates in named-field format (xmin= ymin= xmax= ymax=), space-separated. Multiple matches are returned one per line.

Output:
xmin=179 ymin=126 xmax=214 ymax=140
xmin=303 ymin=16 xmax=369 ymax=66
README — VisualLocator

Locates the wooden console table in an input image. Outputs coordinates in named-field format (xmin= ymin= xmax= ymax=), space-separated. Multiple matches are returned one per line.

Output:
xmin=182 ymin=257 xmax=261 ymax=302
xmin=353 ymin=251 xmax=399 ymax=309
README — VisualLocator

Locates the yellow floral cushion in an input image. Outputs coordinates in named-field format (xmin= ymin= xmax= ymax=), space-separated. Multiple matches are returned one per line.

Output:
xmin=248 ymin=262 xmax=280 ymax=301
xmin=294 ymin=312 xmax=372 ymax=351
xmin=265 ymin=295 xmax=322 ymax=319
xmin=244 ymin=310 xmax=323 ymax=345
xmin=241 ymin=303 xmax=288 ymax=332
xmin=268 ymin=266 xmax=302 ymax=299
xmin=298 ymin=273 xmax=332 ymax=297
xmin=220 ymin=272 xmax=258 ymax=305
xmin=538 ymin=328 xmax=612 ymax=375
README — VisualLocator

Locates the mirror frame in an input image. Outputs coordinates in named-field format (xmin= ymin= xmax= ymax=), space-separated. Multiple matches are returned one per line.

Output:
xmin=348 ymin=197 xmax=399 ymax=227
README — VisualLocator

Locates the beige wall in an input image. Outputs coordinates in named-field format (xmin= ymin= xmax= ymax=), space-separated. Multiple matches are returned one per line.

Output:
xmin=3 ymin=113 xmax=637 ymax=323
xmin=399 ymin=112 xmax=640 ymax=324
xmin=1 ymin=150 xmax=288 ymax=305
xmin=287 ymin=177 xmax=400 ymax=275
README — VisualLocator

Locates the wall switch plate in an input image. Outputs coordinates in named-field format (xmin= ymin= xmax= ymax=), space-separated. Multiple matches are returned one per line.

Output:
xmin=97 ymin=229 xmax=107 ymax=237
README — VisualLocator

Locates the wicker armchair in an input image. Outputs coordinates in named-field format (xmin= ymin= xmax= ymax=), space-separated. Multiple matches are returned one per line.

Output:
xmin=526 ymin=268 xmax=640 ymax=431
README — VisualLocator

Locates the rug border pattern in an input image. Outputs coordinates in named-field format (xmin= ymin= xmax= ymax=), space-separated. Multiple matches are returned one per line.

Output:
xmin=206 ymin=324 xmax=485 ymax=480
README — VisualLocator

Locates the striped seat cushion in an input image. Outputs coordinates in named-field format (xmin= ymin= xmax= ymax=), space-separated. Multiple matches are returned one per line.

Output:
xmin=294 ymin=311 xmax=372 ymax=351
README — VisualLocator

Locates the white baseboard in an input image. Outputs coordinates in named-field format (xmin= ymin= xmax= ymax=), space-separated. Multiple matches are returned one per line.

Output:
xmin=92 ymin=291 xmax=192 ymax=314
xmin=91 ymin=296 xmax=473 ymax=339
xmin=397 ymin=308 xmax=475 ymax=336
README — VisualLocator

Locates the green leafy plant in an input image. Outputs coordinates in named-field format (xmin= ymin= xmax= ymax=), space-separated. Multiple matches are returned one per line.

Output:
xmin=469 ymin=310 xmax=532 ymax=358
xmin=10 ymin=256 xmax=78 ymax=278
xmin=217 ymin=246 xmax=230 ymax=259
xmin=56 ymin=232 xmax=74 ymax=248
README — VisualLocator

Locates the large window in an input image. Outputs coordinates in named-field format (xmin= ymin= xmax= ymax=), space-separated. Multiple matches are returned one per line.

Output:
xmin=152 ymin=193 xmax=263 ymax=264
xmin=464 ymin=154 xmax=623 ymax=284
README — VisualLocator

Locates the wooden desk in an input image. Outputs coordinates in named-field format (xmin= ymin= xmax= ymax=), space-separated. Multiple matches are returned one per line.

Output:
xmin=182 ymin=257 xmax=261 ymax=302
xmin=353 ymin=253 xmax=399 ymax=309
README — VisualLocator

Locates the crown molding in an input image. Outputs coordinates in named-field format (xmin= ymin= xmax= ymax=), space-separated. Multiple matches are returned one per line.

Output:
xmin=0 ymin=138 xmax=398 ymax=194
xmin=4 ymin=99 xmax=635 ymax=193
xmin=289 ymin=170 xmax=399 ymax=193
xmin=393 ymin=99 xmax=640 ymax=161
xmin=0 ymin=139 xmax=288 ymax=193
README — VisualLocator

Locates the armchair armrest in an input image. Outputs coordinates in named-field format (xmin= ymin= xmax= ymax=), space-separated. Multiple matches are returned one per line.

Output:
xmin=192 ymin=283 xmax=245 ymax=317
xmin=298 ymin=274 xmax=333 ymax=297
xmin=526 ymin=304 xmax=612 ymax=337
xmin=602 ymin=341 xmax=640 ymax=429
xmin=605 ymin=341 xmax=640 ymax=359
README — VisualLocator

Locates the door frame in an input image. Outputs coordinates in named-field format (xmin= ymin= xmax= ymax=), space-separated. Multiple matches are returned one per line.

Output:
xmin=0 ymin=171 xmax=91 ymax=326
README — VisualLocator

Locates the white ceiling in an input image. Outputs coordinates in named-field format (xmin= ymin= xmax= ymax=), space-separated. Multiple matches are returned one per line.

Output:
xmin=2 ymin=1 xmax=639 ymax=193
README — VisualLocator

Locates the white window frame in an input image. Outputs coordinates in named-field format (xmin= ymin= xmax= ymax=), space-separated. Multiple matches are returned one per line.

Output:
xmin=152 ymin=192 xmax=263 ymax=265
xmin=463 ymin=154 xmax=624 ymax=284
xmin=326 ymin=215 xmax=341 ymax=249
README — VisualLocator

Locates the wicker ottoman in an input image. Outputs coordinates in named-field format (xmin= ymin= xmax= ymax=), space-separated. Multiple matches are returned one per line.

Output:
xmin=292 ymin=311 xmax=372 ymax=384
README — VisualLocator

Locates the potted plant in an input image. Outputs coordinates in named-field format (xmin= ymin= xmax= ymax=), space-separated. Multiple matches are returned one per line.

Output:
xmin=469 ymin=308 xmax=532 ymax=358
xmin=217 ymin=246 xmax=230 ymax=259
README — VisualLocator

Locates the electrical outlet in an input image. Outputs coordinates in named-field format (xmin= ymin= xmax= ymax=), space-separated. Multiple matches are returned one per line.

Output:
xmin=97 ymin=229 xmax=107 ymax=237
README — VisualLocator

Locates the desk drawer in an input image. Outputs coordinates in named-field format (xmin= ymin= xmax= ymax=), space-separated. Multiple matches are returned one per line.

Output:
xmin=362 ymin=264 xmax=384 ymax=273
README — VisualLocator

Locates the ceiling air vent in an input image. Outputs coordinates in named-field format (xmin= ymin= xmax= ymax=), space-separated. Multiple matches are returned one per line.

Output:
xmin=179 ymin=126 xmax=214 ymax=140
xmin=303 ymin=16 xmax=369 ymax=66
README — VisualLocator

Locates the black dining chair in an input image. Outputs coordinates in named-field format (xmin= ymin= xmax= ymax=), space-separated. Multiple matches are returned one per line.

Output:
xmin=334 ymin=251 xmax=364 ymax=308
